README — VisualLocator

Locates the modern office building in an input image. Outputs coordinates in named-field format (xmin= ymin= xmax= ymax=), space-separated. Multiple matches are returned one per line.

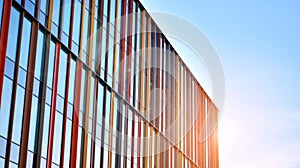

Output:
xmin=0 ymin=0 xmax=219 ymax=167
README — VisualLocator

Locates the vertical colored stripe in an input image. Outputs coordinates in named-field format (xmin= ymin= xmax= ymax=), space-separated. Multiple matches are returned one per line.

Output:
xmin=70 ymin=61 xmax=82 ymax=168
xmin=0 ymin=0 xmax=12 ymax=106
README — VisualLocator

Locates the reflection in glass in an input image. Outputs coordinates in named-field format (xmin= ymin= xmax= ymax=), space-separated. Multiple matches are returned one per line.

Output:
xmin=28 ymin=96 xmax=38 ymax=152
xmin=0 ymin=77 xmax=13 ymax=138
xmin=52 ymin=112 xmax=63 ymax=164
xmin=6 ymin=7 xmax=20 ymax=61
xmin=19 ymin=17 xmax=32 ymax=70
xmin=57 ymin=49 xmax=68 ymax=97
xmin=47 ymin=40 xmax=56 ymax=88
xmin=35 ymin=30 xmax=45 ymax=79
xmin=12 ymin=86 xmax=25 ymax=144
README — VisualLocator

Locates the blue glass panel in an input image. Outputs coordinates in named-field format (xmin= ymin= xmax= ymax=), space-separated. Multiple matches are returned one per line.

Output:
xmin=52 ymin=0 xmax=61 ymax=25
xmin=63 ymin=119 xmax=72 ymax=168
xmin=40 ymin=0 xmax=47 ymax=13
xmin=72 ymin=0 xmax=81 ymax=46
xmin=96 ymin=84 xmax=104 ymax=140
xmin=35 ymin=30 xmax=45 ymax=79
xmin=52 ymin=112 xmax=63 ymax=164
xmin=0 ymin=0 xmax=3 ymax=32
xmin=46 ymin=87 xmax=52 ymax=105
xmin=28 ymin=96 xmax=38 ymax=152
xmin=17 ymin=67 xmax=27 ymax=87
xmin=67 ymin=103 xmax=73 ymax=120
xmin=41 ymin=105 xmax=50 ymax=158
xmin=33 ymin=78 xmax=40 ymax=97
xmin=9 ymin=162 xmax=18 ymax=168
xmin=57 ymin=49 xmax=68 ymax=97
xmin=0 ymin=77 xmax=13 ymax=137
xmin=25 ymin=0 xmax=35 ymax=15
xmin=0 ymin=136 xmax=6 ymax=157
xmin=12 ymin=86 xmax=25 ymax=144
xmin=56 ymin=95 xmax=64 ymax=113
xmin=6 ymin=7 xmax=20 ymax=61
xmin=26 ymin=150 xmax=34 ymax=168
xmin=19 ymin=17 xmax=32 ymax=70
xmin=4 ymin=57 xmax=15 ymax=79
xmin=68 ymin=58 xmax=76 ymax=104
xmin=47 ymin=41 xmax=56 ymax=88
xmin=10 ymin=143 xmax=20 ymax=163
xmin=0 ymin=158 xmax=4 ymax=168
xmin=62 ymin=0 xmax=71 ymax=35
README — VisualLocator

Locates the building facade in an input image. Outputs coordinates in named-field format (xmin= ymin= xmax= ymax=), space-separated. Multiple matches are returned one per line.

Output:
xmin=0 ymin=0 xmax=219 ymax=168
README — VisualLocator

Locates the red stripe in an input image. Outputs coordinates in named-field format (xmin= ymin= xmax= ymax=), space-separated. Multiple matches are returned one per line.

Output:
xmin=69 ymin=61 xmax=82 ymax=167
xmin=0 ymin=0 xmax=12 ymax=106
xmin=46 ymin=43 xmax=61 ymax=168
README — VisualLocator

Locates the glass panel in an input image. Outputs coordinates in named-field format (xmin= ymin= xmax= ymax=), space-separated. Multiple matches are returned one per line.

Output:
xmin=19 ymin=17 xmax=32 ymax=70
xmin=52 ymin=112 xmax=63 ymax=164
xmin=4 ymin=57 xmax=15 ymax=79
xmin=52 ymin=0 xmax=61 ymax=25
xmin=57 ymin=49 xmax=68 ymax=97
xmin=0 ymin=0 xmax=3 ymax=31
xmin=28 ymin=96 xmax=39 ymax=152
xmin=68 ymin=58 xmax=76 ymax=103
xmin=0 ymin=136 xmax=6 ymax=157
xmin=35 ymin=29 xmax=45 ymax=79
xmin=40 ymin=0 xmax=48 ymax=13
xmin=0 ymin=77 xmax=13 ymax=137
xmin=47 ymin=40 xmax=56 ymax=88
xmin=10 ymin=143 xmax=20 ymax=163
xmin=0 ymin=158 xmax=4 ymax=168
xmin=6 ymin=7 xmax=20 ymax=61
xmin=41 ymin=104 xmax=50 ymax=158
xmin=62 ymin=0 xmax=71 ymax=35
xmin=63 ymin=119 xmax=72 ymax=168
xmin=12 ymin=85 xmax=25 ymax=144
xmin=72 ymin=0 xmax=82 ymax=53
xmin=26 ymin=151 xmax=34 ymax=168
xmin=18 ymin=66 xmax=27 ymax=87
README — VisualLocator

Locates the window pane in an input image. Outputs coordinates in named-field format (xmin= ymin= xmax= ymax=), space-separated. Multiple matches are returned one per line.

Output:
xmin=19 ymin=17 xmax=32 ymax=69
xmin=52 ymin=112 xmax=63 ymax=164
xmin=0 ymin=0 xmax=3 ymax=30
xmin=41 ymin=104 xmax=50 ymax=158
xmin=47 ymin=40 xmax=56 ymax=88
xmin=57 ymin=49 xmax=68 ymax=97
xmin=72 ymin=0 xmax=81 ymax=47
xmin=62 ymin=0 xmax=71 ymax=34
xmin=35 ymin=30 xmax=45 ymax=79
xmin=52 ymin=0 xmax=61 ymax=25
xmin=63 ymin=119 xmax=72 ymax=168
xmin=0 ymin=77 xmax=13 ymax=137
xmin=4 ymin=57 xmax=15 ymax=79
xmin=28 ymin=96 xmax=39 ymax=152
xmin=0 ymin=132 xmax=7 ymax=157
xmin=6 ymin=7 xmax=20 ymax=61
xmin=68 ymin=58 xmax=76 ymax=103
xmin=12 ymin=86 xmax=25 ymax=144
xmin=40 ymin=0 xmax=47 ymax=13
xmin=10 ymin=143 xmax=20 ymax=163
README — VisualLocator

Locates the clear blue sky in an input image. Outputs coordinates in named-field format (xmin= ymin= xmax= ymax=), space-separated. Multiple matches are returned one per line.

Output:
xmin=140 ymin=0 xmax=300 ymax=167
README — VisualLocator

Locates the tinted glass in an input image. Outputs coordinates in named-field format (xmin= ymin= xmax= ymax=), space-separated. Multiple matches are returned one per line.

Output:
xmin=6 ymin=7 xmax=20 ymax=61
